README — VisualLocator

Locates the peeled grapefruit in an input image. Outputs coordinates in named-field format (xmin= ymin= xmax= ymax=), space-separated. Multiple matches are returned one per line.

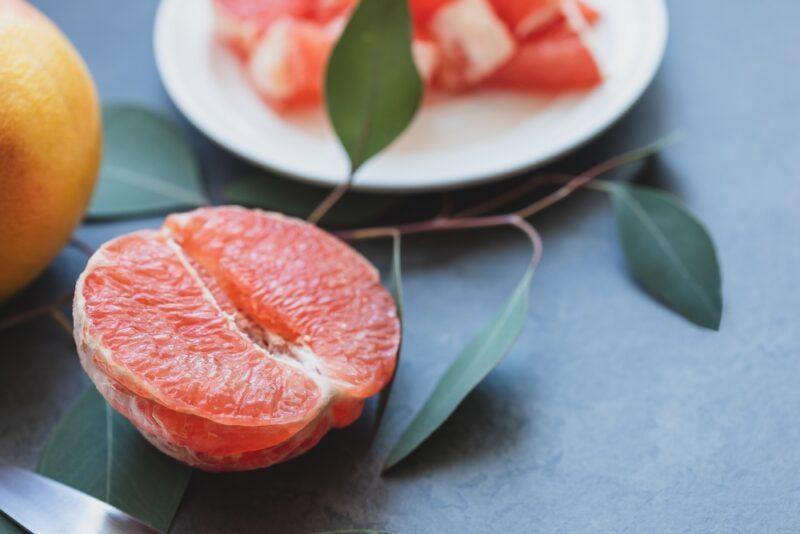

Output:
xmin=0 ymin=0 xmax=101 ymax=301
xmin=74 ymin=206 xmax=400 ymax=471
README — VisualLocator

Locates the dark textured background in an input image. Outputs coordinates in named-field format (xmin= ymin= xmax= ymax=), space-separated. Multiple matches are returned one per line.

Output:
xmin=2 ymin=0 xmax=799 ymax=532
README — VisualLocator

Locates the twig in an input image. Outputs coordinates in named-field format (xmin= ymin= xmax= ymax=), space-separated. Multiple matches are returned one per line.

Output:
xmin=49 ymin=308 xmax=74 ymax=336
xmin=453 ymin=173 xmax=573 ymax=218
xmin=514 ymin=134 xmax=680 ymax=219
xmin=437 ymin=193 xmax=455 ymax=219
xmin=0 ymin=293 xmax=72 ymax=333
xmin=307 ymin=174 xmax=355 ymax=225
xmin=338 ymin=212 xmax=541 ymax=259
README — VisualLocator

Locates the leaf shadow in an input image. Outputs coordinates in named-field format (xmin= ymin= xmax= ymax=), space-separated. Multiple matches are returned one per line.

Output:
xmin=176 ymin=405 xmax=389 ymax=533
xmin=0 ymin=317 xmax=86 ymax=467
xmin=382 ymin=368 xmax=531 ymax=479
xmin=630 ymin=156 xmax=685 ymax=197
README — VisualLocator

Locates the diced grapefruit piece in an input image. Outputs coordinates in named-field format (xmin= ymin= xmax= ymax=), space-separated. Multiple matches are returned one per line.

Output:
xmin=574 ymin=0 xmax=600 ymax=25
xmin=488 ymin=0 xmax=562 ymax=37
xmin=313 ymin=0 xmax=357 ymax=22
xmin=409 ymin=0 xmax=455 ymax=25
xmin=213 ymin=0 xmax=313 ymax=58
xmin=247 ymin=17 xmax=335 ymax=110
xmin=74 ymin=207 xmax=400 ymax=471
xmin=488 ymin=18 xmax=602 ymax=92
xmin=413 ymin=38 xmax=441 ymax=84
xmin=430 ymin=0 xmax=516 ymax=90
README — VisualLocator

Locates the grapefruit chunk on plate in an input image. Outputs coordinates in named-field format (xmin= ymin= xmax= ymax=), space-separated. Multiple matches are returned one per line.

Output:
xmin=213 ymin=0 xmax=313 ymax=57
xmin=74 ymin=206 xmax=400 ymax=471
xmin=488 ymin=15 xmax=602 ymax=92
xmin=429 ymin=0 xmax=516 ymax=90
xmin=247 ymin=16 xmax=337 ymax=111
xmin=488 ymin=0 xmax=562 ymax=37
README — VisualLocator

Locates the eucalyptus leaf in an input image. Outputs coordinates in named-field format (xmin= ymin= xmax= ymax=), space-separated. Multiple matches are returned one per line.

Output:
xmin=88 ymin=104 xmax=207 ymax=219
xmin=325 ymin=0 xmax=423 ymax=173
xmin=0 ymin=514 xmax=23 ymax=533
xmin=38 ymin=387 xmax=192 ymax=533
xmin=223 ymin=173 xmax=397 ymax=226
xmin=384 ymin=268 xmax=534 ymax=472
xmin=373 ymin=233 xmax=403 ymax=438
xmin=602 ymin=182 xmax=722 ymax=330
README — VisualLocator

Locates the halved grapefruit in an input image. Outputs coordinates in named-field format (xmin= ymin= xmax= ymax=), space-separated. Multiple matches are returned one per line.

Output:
xmin=74 ymin=206 xmax=400 ymax=471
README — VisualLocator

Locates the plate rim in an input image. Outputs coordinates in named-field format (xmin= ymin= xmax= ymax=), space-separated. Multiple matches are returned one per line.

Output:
xmin=154 ymin=0 xmax=668 ymax=193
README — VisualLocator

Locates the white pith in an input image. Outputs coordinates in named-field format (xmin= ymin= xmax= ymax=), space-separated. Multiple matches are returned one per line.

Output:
xmin=213 ymin=2 xmax=260 ymax=51
xmin=247 ymin=17 xmax=295 ymax=99
xmin=515 ymin=0 xmax=562 ymax=37
xmin=431 ymin=0 xmax=515 ymax=87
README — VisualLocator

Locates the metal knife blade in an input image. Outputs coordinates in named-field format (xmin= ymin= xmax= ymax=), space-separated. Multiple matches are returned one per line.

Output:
xmin=0 ymin=464 xmax=158 ymax=534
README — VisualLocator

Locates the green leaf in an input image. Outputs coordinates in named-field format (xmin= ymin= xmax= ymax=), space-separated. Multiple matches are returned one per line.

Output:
xmin=325 ymin=0 xmax=423 ymax=173
xmin=372 ymin=233 xmax=403 ymax=438
xmin=223 ymin=173 xmax=397 ymax=226
xmin=0 ymin=514 xmax=24 ymax=533
xmin=603 ymin=182 xmax=722 ymax=330
xmin=383 ymin=268 xmax=534 ymax=472
xmin=88 ymin=104 xmax=206 ymax=219
xmin=37 ymin=387 xmax=192 ymax=533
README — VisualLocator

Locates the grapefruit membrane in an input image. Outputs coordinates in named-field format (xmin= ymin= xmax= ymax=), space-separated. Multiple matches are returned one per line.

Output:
xmin=74 ymin=206 xmax=400 ymax=471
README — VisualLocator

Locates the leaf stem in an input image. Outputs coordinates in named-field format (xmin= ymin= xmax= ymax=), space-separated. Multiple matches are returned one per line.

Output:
xmin=307 ymin=173 xmax=355 ymax=225
xmin=338 ymin=213 xmax=542 ymax=270
xmin=49 ymin=308 xmax=74 ymax=336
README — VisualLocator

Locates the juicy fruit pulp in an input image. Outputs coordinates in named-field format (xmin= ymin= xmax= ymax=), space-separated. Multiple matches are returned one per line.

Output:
xmin=0 ymin=0 xmax=100 ymax=301
xmin=74 ymin=207 xmax=400 ymax=471
xmin=215 ymin=0 xmax=602 ymax=111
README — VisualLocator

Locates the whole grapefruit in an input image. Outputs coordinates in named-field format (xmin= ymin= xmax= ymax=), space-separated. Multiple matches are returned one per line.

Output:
xmin=74 ymin=207 xmax=400 ymax=471
xmin=0 ymin=0 xmax=101 ymax=301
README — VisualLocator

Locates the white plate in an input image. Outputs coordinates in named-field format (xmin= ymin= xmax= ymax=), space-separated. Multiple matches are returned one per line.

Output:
xmin=154 ymin=0 xmax=667 ymax=192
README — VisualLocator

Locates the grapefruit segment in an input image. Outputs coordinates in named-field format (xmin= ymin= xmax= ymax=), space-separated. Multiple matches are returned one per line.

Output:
xmin=488 ymin=0 xmax=562 ymax=37
xmin=74 ymin=207 xmax=400 ymax=471
xmin=164 ymin=207 xmax=399 ymax=397
xmin=487 ymin=14 xmax=602 ymax=92
xmin=213 ymin=0 xmax=313 ymax=58
xmin=246 ymin=17 xmax=336 ymax=111
xmin=429 ymin=0 xmax=516 ymax=90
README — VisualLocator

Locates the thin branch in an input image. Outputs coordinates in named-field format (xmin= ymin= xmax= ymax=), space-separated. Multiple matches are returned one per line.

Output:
xmin=453 ymin=173 xmax=573 ymax=218
xmin=514 ymin=134 xmax=681 ymax=219
xmin=50 ymin=308 xmax=74 ymax=336
xmin=0 ymin=293 xmax=72 ymax=333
